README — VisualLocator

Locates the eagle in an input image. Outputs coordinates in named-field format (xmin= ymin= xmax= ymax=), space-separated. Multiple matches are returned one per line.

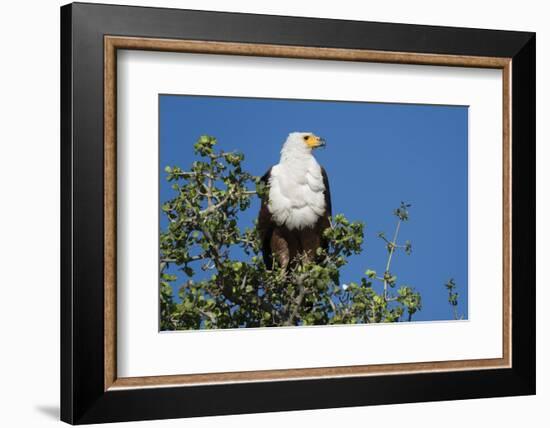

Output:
xmin=257 ymin=132 xmax=332 ymax=270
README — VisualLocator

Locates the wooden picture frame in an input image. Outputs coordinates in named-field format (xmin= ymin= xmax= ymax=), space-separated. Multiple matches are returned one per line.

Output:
xmin=61 ymin=2 xmax=535 ymax=424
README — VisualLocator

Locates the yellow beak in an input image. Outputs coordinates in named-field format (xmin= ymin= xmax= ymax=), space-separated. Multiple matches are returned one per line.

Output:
xmin=306 ymin=135 xmax=326 ymax=149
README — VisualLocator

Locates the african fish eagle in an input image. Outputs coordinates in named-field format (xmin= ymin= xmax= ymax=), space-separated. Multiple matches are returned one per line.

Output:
xmin=257 ymin=132 xmax=332 ymax=269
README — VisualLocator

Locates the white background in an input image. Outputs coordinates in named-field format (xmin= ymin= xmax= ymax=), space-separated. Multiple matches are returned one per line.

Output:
xmin=118 ymin=51 xmax=503 ymax=377
xmin=0 ymin=0 xmax=546 ymax=427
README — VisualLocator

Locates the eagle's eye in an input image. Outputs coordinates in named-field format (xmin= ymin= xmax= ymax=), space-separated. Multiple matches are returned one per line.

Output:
xmin=304 ymin=135 xmax=310 ymax=140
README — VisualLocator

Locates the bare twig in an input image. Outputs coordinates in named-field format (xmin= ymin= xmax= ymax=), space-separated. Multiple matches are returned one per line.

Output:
xmin=285 ymin=284 xmax=307 ymax=326
xmin=172 ymin=170 xmax=216 ymax=180
xmin=200 ymin=194 xmax=231 ymax=215
xmin=383 ymin=219 xmax=401 ymax=300
xmin=198 ymin=309 xmax=216 ymax=324
xmin=206 ymin=177 xmax=213 ymax=208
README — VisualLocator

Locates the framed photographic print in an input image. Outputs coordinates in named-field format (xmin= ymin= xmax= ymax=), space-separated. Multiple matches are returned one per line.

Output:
xmin=60 ymin=2 xmax=536 ymax=424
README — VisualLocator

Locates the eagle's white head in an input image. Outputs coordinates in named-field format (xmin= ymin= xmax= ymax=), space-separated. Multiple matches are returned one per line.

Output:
xmin=268 ymin=132 xmax=327 ymax=230
xmin=280 ymin=132 xmax=326 ymax=162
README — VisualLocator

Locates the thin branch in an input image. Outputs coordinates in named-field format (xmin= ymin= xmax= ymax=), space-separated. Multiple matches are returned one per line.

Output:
xmin=386 ymin=220 xmax=401 ymax=271
xmin=200 ymin=194 xmax=231 ymax=215
xmin=198 ymin=309 xmax=216 ymax=324
xmin=172 ymin=171 xmax=216 ymax=180
xmin=383 ymin=219 xmax=401 ymax=301
xmin=327 ymin=295 xmax=337 ymax=315
xmin=206 ymin=177 xmax=213 ymax=208
xmin=160 ymin=254 xmax=206 ymax=265
xmin=285 ymin=283 xmax=307 ymax=326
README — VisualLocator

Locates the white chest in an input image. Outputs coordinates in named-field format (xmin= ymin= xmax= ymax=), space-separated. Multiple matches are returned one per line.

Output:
xmin=268 ymin=158 xmax=326 ymax=230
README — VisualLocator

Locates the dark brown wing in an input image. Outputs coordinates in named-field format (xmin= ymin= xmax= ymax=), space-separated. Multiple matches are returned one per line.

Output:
xmin=319 ymin=167 xmax=332 ymax=251
xmin=321 ymin=166 xmax=332 ymax=218
xmin=257 ymin=168 xmax=275 ymax=268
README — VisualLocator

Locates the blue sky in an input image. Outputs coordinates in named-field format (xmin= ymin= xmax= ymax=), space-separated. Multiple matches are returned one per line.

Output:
xmin=159 ymin=94 xmax=468 ymax=322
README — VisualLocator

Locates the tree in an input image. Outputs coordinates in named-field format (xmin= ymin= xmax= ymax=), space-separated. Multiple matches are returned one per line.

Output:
xmin=160 ymin=135 xmax=425 ymax=330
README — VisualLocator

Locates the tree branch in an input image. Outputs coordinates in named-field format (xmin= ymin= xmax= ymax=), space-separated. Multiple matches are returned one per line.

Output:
xmin=285 ymin=284 xmax=307 ymax=326
xmin=383 ymin=219 xmax=401 ymax=300
xmin=200 ymin=194 xmax=231 ymax=215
